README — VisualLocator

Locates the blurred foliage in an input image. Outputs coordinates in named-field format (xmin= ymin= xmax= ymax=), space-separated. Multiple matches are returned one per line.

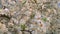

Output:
xmin=0 ymin=8 xmax=2 ymax=11
xmin=21 ymin=24 xmax=27 ymax=30
xmin=43 ymin=2 xmax=51 ymax=4
xmin=0 ymin=14 xmax=11 ymax=19
xmin=31 ymin=0 xmax=37 ymax=4
xmin=43 ymin=2 xmax=53 ymax=9
xmin=22 ymin=0 xmax=26 ymax=5
xmin=33 ymin=0 xmax=37 ymax=3
xmin=30 ymin=13 xmax=35 ymax=19
xmin=42 ymin=17 xmax=47 ymax=22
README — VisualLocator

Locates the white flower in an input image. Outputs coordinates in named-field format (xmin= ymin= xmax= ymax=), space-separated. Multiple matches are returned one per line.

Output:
xmin=4 ymin=8 xmax=9 ymax=12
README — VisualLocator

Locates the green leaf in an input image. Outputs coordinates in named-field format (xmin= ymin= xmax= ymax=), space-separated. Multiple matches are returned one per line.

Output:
xmin=21 ymin=24 xmax=27 ymax=30
xmin=42 ymin=17 xmax=47 ymax=22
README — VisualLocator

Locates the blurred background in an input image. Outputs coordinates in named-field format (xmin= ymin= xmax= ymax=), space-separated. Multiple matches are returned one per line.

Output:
xmin=0 ymin=0 xmax=60 ymax=34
